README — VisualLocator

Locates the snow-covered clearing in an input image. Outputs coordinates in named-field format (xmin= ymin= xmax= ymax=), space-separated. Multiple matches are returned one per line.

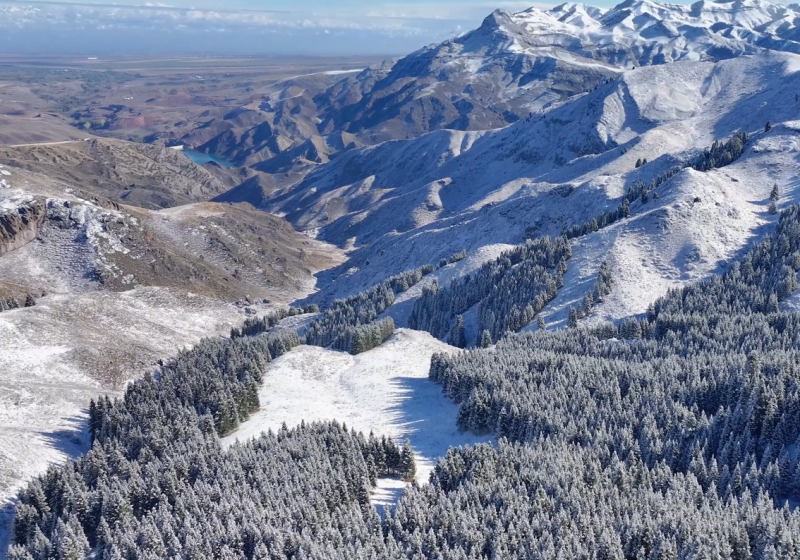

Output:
xmin=0 ymin=288 xmax=258 ymax=557
xmin=222 ymin=329 xmax=490 ymax=509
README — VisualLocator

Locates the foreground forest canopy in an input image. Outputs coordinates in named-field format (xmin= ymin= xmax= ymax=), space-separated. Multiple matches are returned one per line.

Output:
xmin=7 ymin=205 xmax=800 ymax=559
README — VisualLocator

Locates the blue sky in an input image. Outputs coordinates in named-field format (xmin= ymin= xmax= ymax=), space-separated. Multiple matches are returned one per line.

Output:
xmin=0 ymin=0 xmax=621 ymax=55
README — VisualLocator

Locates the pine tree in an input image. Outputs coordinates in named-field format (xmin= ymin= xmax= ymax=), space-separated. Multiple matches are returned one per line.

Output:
xmin=450 ymin=315 xmax=467 ymax=348
xmin=621 ymin=199 xmax=630 ymax=218
xmin=480 ymin=330 xmax=492 ymax=348
xmin=771 ymin=184 xmax=780 ymax=202
xmin=583 ymin=293 xmax=594 ymax=314
xmin=401 ymin=440 xmax=416 ymax=481
xmin=568 ymin=307 xmax=578 ymax=329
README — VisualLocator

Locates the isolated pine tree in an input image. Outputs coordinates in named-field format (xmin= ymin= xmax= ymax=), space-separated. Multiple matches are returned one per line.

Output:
xmin=771 ymin=184 xmax=780 ymax=202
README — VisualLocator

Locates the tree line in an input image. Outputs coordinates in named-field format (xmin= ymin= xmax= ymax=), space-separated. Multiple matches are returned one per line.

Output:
xmin=409 ymin=237 xmax=571 ymax=346
xmin=303 ymin=265 xmax=432 ymax=353
xmin=564 ymin=130 xmax=750 ymax=240
xmin=424 ymin=205 xmax=800 ymax=558
xmin=9 ymin=326 xmax=415 ymax=560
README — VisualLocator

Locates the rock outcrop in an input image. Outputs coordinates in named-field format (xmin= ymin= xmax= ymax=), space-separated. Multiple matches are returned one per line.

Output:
xmin=0 ymin=199 xmax=45 ymax=255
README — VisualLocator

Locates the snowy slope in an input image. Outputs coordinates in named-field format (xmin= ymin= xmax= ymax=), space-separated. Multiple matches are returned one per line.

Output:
xmin=0 ymin=288 xmax=259 ymax=557
xmin=281 ymin=50 xmax=800 ymax=325
xmin=222 ymin=329 xmax=491 ymax=505
xmin=0 ymin=165 xmax=344 ymax=557
xmin=514 ymin=0 xmax=800 ymax=65
xmin=302 ymin=0 xmax=800 ymax=147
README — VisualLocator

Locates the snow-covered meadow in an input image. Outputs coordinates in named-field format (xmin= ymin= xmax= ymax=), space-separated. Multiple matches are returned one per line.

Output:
xmin=0 ymin=288 xmax=259 ymax=556
xmin=222 ymin=329 xmax=491 ymax=508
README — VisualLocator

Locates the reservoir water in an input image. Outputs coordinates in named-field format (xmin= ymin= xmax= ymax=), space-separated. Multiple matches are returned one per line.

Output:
xmin=181 ymin=149 xmax=236 ymax=168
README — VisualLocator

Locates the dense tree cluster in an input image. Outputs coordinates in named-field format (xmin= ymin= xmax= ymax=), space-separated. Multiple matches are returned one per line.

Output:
xmin=476 ymin=252 xmax=563 ymax=343
xmin=388 ymin=439 xmax=800 ymax=559
xmin=428 ymin=207 xmax=800 ymax=548
xmin=304 ymin=265 xmax=432 ymax=348
xmin=331 ymin=316 xmax=395 ymax=355
xmin=11 ymin=421 xmax=410 ymax=560
xmin=691 ymin=131 xmax=749 ymax=172
xmin=98 ymin=329 xmax=301 ymax=440
xmin=9 ymin=325 xmax=414 ymax=560
xmin=409 ymin=237 xmax=570 ymax=345
xmin=230 ymin=306 xmax=313 ymax=338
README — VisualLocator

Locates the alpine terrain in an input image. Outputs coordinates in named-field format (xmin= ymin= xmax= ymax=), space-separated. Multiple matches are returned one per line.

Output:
xmin=4 ymin=0 xmax=800 ymax=559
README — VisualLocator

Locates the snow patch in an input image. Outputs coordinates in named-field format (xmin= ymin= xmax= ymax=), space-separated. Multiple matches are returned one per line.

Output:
xmin=222 ymin=329 xmax=491 ymax=506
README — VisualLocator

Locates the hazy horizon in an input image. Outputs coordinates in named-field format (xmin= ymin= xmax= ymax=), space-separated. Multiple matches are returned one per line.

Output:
xmin=0 ymin=0 xmax=600 ymax=56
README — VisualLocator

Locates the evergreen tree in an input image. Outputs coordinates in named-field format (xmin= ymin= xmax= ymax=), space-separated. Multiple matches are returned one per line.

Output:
xmin=450 ymin=315 xmax=467 ymax=348
xmin=401 ymin=440 xmax=416 ymax=481
xmin=568 ymin=307 xmax=578 ymax=329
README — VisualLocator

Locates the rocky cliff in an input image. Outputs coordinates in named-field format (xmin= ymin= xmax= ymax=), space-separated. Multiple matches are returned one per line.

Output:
xmin=0 ymin=199 xmax=45 ymax=255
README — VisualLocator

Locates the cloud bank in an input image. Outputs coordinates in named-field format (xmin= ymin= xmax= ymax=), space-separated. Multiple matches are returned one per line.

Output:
xmin=0 ymin=0 xmax=540 ymax=55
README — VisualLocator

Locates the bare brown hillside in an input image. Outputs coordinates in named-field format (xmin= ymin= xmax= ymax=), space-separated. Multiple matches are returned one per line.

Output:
xmin=0 ymin=138 xmax=231 ymax=209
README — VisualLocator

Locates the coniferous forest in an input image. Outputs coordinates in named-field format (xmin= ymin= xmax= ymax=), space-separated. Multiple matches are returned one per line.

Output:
xmin=8 ymin=204 xmax=800 ymax=559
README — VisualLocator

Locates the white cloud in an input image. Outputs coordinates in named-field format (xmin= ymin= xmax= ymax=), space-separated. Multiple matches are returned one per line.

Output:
xmin=0 ymin=0 xmax=562 ymax=54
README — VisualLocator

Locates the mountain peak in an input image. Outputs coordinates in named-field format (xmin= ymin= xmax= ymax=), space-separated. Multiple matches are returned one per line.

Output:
xmin=477 ymin=8 xmax=528 ymax=36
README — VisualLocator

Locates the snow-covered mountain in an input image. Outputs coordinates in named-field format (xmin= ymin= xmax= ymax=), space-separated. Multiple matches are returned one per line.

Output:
xmin=516 ymin=0 xmax=800 ymax=65
xmin=206 ymin=0 xmax=800 ymax=183
xmin=8 ymin=2 xmax=800 ymax=555
xmin=273 ymin=49 xmax=800 ymax=328
xmin=309 ymin=0 xmax=800 ymax=138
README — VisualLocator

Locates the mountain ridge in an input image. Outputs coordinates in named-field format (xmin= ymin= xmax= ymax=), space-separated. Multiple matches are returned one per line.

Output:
xmin=202 ymin=0 xmax=800 ymax=195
